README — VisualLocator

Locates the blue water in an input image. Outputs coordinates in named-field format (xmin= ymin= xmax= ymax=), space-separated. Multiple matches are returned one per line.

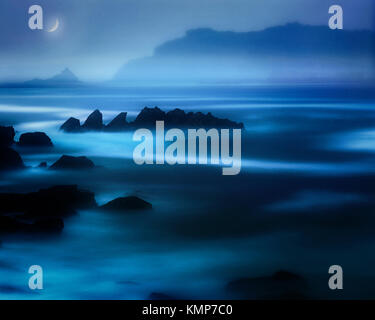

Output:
xmin=0 ymin=85 xmax=375 ymax=299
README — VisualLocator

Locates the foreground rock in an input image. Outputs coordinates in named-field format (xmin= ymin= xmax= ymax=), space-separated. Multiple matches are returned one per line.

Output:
xmin=82 ymin=109 xmax=103 ymax=130
xmin=50 ymin=155 xmax=95 ymax=170
xmin=18 ymin=132 xmax=53 ymax=147
xmin=0 ymin=185 xmax=97 ymax=218
xmin=60 ymin=117 xmax=81 ymax=132
xmin=0 ymin=147 xmax=25 ymax=170
xmin=60 ymin=107 xmax=244 ymax=132
xmin=100 ymin=196 xmax=152 ymax=212
xmin=226 ymin=270 xmax=308 ymax=300
xmin=0 ymin=185 xmax=96 ymax=234
xmin=0 ymin=216 xmax=64 ymax=234
xmin=0 ymin=126 xmax=15 ymax=146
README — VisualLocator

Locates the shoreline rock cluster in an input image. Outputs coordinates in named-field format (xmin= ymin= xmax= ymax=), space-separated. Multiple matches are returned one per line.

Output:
xmin=0 ymin=126 xmax=54 ymax=171
xmin=60 ymin=107 xmax=244 ymax=132
xmin=0 ymin=184 xmax=152 ymax=234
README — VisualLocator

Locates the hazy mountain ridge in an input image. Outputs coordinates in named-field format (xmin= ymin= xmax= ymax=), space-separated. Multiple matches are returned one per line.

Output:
xmin=0 ymin=68 xmax=82 ymax=88
xmin=114 ymin=23 xmax=375 ymax=84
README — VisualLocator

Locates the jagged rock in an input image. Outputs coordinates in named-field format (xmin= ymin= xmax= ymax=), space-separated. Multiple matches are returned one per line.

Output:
xmin=50 ymin=155 xmax=95 ymax=170
xmin=100 ymin=196 xmax=152 ymax=212
xmin=60 ymin=117 xmax=81 ymax=132
xmin=59 ymin=107 xmax=244 ymax=131
xmin=226 ymin=270 xmax=308 ymax=300
xmin=0 ymin=147 xmax=24 ymax=170
xmin=0 ymin=185 xmax=97 ymax=218
xmin=165 ymin=108 xmax=187 ymax=126
xmin=105 ymin=112 xmax=128 ymax=131
xmin=0 ymin=126 xmax=15 ymax=146
xmin=82 ymin=109 xmax=103 ymax=130
xmin=18 ymin=132 xmax=53 ymax=147
xmin=133 ymin=107 xmax=166 ymax=126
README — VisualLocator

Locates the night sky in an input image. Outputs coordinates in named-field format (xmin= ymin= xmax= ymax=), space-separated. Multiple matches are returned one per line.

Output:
xmin=1 ymin=0 xmax=374 ymax=81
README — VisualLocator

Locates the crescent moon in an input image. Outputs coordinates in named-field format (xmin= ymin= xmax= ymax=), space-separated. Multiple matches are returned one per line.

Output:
xmin=48 ymin=19 xmax=59 ymax=33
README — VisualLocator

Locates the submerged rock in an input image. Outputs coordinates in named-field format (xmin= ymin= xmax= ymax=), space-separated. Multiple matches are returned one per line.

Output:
xmin=82 ymin=109 xmax=103 ymax=130
xmin=226 ymin=270 xmax=308 ymax=300
xmin=18 ymin=132 xmax=53 ymax=147
xmin=100 ymin=196 xmax=152 ymax=212
xmin=0 ymin=126 xmax=15 ymax=146
xmin=148 ymin=292 xmax=175 ymax=300
xmin=60 ymin=117 xmax=81 ymax=132
xmin=38 ymin=161 xmax=47 ymax=168
xmin=0 ymin=215 xmax=64 ymax=234
xmin=0 ymin=185 xmax=95 ymax=234
xmin=32 ymin=217 xmax=64 ymax=232
xmin=0 ymin=147 xmax=24 ymax=170
xmin=0 ymin=185 xmax=97 ymax=218
xmin=50 ymin=155 xmax=95 ymax=170
xmin=105 ymin=112 xmax=128 ymax=131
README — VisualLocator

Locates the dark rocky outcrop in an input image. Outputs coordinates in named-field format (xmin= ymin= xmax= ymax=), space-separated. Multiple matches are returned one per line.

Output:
xmin=0 ymin=125 xmax=24 ymax=171
xmin=38 ymin=161 xmax=47 ymax=168
xmin=0 ymin=185 xmax=97 ymax=218
xmin=0 ymin=216 xmax=64 ymax=234
xmin=60 ymin=117 xmax=81 ymax=132
xmin=50 ymin=155 xmax=95 ymax=170
xmin=32 ymin=217 xmax=65 ymax=232
xmin=0 ymin=147 xmax=25 ymax=170
xmin=0 ymin=185 xmax=96 ymax=234
xmin=100 ymin=196 xmax=152 ymax=212
xmin=0 ymin=126 xmax=15 ymax=146
xmin=165 ymin=108 xmax=188 ymax=126
xmin=226 ymin=270 xmax=308 ymax=300
xmin=18 ymin=132 xmax=53 ymax=147
xmin=82 ymin=109 xmax=103 ymax=130
xmin=105 ymin=112 xmax=128 ymax=131
xmin=59 ymin=107 xmax=244 ymax=132
xmin=133 ymin=107 xmax=166 ymax=126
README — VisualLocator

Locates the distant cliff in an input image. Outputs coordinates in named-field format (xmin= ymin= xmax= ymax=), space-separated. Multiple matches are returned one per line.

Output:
xmin=114 ymin=23 xmax=375 ymax=84
xmin=1 ymin=68 xmax=83 ymax=88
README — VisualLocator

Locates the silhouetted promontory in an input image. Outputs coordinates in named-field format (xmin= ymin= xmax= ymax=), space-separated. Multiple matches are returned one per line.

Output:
xmin=60 ymin=107 xmax=244 ymax=132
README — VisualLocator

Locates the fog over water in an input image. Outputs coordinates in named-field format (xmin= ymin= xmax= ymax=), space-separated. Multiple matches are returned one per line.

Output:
xmin=0 ymin=85 xmax=375 ymax=299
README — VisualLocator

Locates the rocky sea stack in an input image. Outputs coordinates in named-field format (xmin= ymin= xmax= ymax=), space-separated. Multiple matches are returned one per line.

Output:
xmin=60 ymin=107 xmax=244 ymax=132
